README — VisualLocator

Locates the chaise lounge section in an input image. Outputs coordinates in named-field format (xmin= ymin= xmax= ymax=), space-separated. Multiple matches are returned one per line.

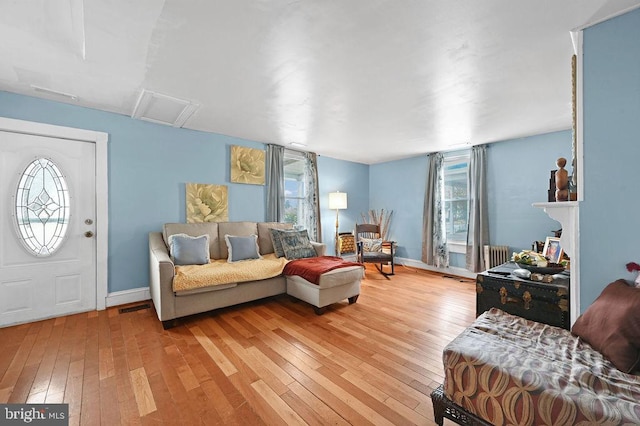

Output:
xmin=284 ymin=256 xmax=363 ymax=315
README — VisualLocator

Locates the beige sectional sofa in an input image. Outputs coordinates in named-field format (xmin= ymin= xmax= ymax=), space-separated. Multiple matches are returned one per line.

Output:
xmin=149 ymin=221 xmax=362 ymax=329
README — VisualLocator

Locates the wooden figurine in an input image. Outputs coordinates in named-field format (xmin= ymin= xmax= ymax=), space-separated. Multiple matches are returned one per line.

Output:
xmin=555 ymin=157 xmax=569 ymax=201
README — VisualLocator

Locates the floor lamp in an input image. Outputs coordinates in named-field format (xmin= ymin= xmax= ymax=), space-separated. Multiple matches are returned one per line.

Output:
xmin=328 ymin=191 xmax=347 ymax=256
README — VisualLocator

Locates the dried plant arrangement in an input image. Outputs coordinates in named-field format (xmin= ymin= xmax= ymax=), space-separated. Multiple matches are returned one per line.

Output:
xmin=359 ymin=209 xmax=393 ymax=240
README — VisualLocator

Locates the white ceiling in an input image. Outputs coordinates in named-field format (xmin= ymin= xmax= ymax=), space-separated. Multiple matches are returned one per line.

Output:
xmin=1 ymin=1 xmax=639 ymax=164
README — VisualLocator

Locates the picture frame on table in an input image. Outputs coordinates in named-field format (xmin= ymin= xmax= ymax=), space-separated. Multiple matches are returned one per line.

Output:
xmin=542 ymin=237 xmax=563 ymax=263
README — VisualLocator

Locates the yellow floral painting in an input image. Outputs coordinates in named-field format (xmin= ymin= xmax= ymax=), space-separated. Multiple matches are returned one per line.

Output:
xmin=186 ymin=183 xmax=228 ymax=223
xmin=230 ymin=145 xmax=265 ymax=185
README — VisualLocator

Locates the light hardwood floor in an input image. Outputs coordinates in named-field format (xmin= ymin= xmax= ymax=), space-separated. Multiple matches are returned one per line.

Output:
xmin=0 ymin=265 xmax=477 ymax=425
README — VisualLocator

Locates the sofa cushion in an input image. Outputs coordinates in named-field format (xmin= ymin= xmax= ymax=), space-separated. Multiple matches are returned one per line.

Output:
xmin=167 ymin=233 xmax=210 ymax=265
xmin=164 ymin=223 xmax=220 ymax=259
xmin=269 ymin=228 xmax=300 ymax=258
xmin=257 ymin=222 xmax=293 ymax=255
xmin=571 ymin=279 xmax=640 ymax=373
xmin=225 ymin=234 xmax=261 ymax=262
xmin=317 ymin=266 xmax=364 ymax=289
xmin=280 ymin=229 xmax=316 ymax=260
xmin=218 ymin=222 xmax=259 ymax=259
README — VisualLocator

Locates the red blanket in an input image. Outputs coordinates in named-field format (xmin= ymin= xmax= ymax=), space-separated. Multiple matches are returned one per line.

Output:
xmin=283 ymin=256 xmax=362 ymax=285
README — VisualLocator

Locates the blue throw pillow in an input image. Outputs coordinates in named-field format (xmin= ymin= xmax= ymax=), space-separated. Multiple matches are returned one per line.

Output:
xmin=225 ymin=234 xmax=262 ymax=262
xmin=269 ymin=228 xmax=298 ymax=258
xmin=280 ymin=230 xmax=316 ymax=260
xmin=168 ymin=233 xmax=210 ymax=265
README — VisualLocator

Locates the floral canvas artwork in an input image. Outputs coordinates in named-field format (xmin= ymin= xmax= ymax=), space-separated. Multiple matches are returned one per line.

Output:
xmin=230 ymin=145 xmax=265 ymax=185
xmin=186 ymin=183 xmax=228 ymax=223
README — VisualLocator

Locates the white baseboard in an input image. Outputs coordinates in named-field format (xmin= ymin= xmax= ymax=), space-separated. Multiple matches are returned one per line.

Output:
xmin=103 ymin=261 xmax=474 ymax=308
xmin=396 ymin=257 xmax=476 ymax=280
xmin=106 ymin=287 xmax=151 ymax=308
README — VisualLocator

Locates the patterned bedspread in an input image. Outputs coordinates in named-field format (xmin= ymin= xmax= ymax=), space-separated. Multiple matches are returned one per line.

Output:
xmin=173 ymin=254 xmax=288 ymax=292
xmin=443 ymin=308 xmax=640 ymax=425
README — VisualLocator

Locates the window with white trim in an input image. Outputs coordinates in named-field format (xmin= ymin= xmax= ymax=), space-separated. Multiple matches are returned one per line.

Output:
xmin=283 ymin=149 xmax=307 ymax=226
xmin=443 ymin=153 xmax=469 ymax=244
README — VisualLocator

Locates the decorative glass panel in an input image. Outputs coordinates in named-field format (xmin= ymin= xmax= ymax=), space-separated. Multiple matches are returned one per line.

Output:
xmin=15 ymin=158 xmax=70 ymax=256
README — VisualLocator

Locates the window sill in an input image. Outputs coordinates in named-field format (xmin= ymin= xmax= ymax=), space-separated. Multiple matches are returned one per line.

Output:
xmin=447 ymin=241 xmax=466 ymax=254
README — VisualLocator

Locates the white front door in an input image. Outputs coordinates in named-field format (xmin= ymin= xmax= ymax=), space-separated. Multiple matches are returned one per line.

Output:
xmin=0 ymin=130 xmax=97 ymax=327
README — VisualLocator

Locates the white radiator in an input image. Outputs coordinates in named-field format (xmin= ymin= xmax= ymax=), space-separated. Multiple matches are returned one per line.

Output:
xmin=483 ymin=245 xmax=510 ymax=270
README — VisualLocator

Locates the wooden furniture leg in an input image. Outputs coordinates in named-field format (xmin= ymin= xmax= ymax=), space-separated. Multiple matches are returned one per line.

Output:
xmin=313 ymin=306 xmax=327 ymax=315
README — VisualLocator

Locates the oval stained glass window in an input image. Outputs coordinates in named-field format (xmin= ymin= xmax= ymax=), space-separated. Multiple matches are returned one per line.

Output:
xmin=15 ymin=158 xmax=70 ymax=257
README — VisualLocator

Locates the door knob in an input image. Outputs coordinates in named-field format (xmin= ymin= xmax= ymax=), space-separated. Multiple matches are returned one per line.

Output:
xmin=84 ymin=231 xmax=94 ymax=238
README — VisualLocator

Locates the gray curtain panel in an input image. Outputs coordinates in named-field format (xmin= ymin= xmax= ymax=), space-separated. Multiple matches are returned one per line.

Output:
xmin=265 ymin=144 xmax=284 ymax=222
xmin=422 ymin=152 xmax=449 ymax=268
xmin=302 ymin=152 xmax=322 ymax=242
xmin=466 ymin=145 xmax=489 ymax=272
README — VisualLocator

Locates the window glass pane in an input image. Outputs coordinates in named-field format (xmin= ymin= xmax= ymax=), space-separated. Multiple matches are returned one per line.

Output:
xmin=283 ymin=150 xmax=307 ymax=226
xmin=284 ymin=197 xmax=302 ymax=224
xmin=14 ymin=158 xmax=70 ymax=256
xmin=443 ymin=155 xmax=469 ymax=242
xmin=285 ymin=177 xmax=302 ymax=198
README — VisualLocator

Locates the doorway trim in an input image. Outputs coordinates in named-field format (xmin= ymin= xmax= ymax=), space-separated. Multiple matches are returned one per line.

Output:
xmin=0 ymin=117 xmax=108 ymax=310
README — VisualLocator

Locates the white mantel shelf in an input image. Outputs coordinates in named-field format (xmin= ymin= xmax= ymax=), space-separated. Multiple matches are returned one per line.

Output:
xmin=533 ymin=201 xmax=580 ymax=325
xmin=532 ymin=201 xmax=579 ymax=257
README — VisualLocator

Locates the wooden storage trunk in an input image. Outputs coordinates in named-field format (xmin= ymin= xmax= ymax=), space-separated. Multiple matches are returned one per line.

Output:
xmin=476 ymin=262 xmax=570 ymax=329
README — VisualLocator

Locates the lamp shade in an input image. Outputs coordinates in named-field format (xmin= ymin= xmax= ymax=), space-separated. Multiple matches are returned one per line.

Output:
xmin=328 ymin=191 xmax=347 ymax=210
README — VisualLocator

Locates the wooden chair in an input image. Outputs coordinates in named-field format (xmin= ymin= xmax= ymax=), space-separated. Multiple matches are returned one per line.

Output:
xmin=355 ymin=223 xmax=395 ymax=278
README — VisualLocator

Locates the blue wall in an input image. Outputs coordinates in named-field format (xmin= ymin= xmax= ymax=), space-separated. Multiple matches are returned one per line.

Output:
xmin=0 ymin=91 xmax=363 ymax=292
xmin=369 ymin=130 xmax=571 ymax=268
xmin=0 ymin=91 xmax=579 ymax=296
xmin=581 ymin=8 xmax=640 ymax=308
xmin=488 ymin=131 xmax=572 ymax=251
xmin=318 ymin=156 xmax=369 ymax=255
xmin=370 ymin=155 xmax=426 ymax=260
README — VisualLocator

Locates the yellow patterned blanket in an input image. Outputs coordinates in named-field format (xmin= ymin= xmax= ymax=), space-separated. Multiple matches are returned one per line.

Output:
xmin=173 ymin=254 xmax=289 ymax=292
